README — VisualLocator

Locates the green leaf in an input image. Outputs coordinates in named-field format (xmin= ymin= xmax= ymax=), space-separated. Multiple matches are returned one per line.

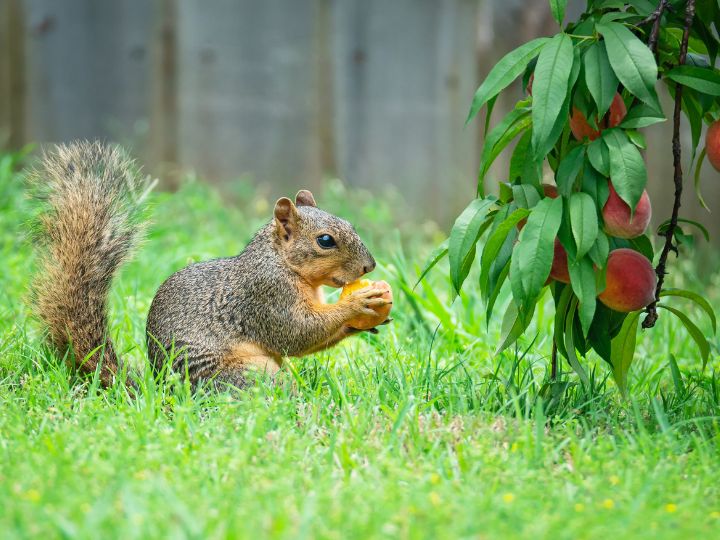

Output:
xmin=484 ymin=95 xmax=498 ymax=137
xmin=549 ymin=0 xmax=568 ymax=26
xmin=509 ymin=130 xmax=534 ymax=182
xmin=581 ymin=164 xmax=610 ymax=213
xmin=680 ymin=89 xmax=703 ymax=160
xmin=553 ymin=284 xmax=574 ymax=360
xmin=694 ymin=147 xmax=710 ymax=211
xmin=659 ymin=288 xmax=717 ymax=333
xmin=584 ymin=41 xmax=619 ymax=118
xmin=657 ymin=217 xmax=710 ymax=242
xmin=556 ymin=146 xmax=585 ymax=197
xmin=532 ymin=33 xmax=574 ymax=158
xmin=658 ymin=304 xmax=711 ymax=368
xmin=565 ymin=298 xmax=591 ymax=386
xmin=628 ymin=235 xmax=655 ymax=261
xmin=626 ymin=129 xmax=646 ymax=149
xmin=448 ymin=198 xmax=496 ymax=293
xmin=496 ymin=298 xmax=535 ymax=355
xmin=569 ymin=192 xmax=598 ymax=258
xmin=587 ymin=137 xmax=610 ymax=176
xmin=668 ymin=354 xmax=686 ymax=397
xmin=510 ymin=197 xmax=564 ymax=319
xmin=665 ymin=65 xmax=720 ymax=96
xmin=467 ymin=37 xmax=551 ymax=124
xmin=610 ymin=310 xmax=641 ymax=396
xmin=568 ymin=255 xmax=597 ymax=336
xmin=414 ymin=239 xmax=448 ymax=289
xmin=620 ymin=103 xmax=666 ymax=128
xmin=480 ymin=208 xmax=530 ymax=294
xmin=626 ymin=0 xmax=656 ymax=16
xmin=588 ymin=230 xmax=610 ymax=269
xmin=603 ymin=128 xmax=647 ymax=211
xmin=512 ymin=185 xmax=542 ymax=209
xmin=486 ymin=258 xmax=512 ymax=323
xmin=596 ymin=21 xmax=659 ymax=109
xmin=479 ymin=106 xmax=532 ymax=190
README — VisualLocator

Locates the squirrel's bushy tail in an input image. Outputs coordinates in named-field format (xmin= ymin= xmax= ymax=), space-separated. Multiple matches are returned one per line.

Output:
xmin=29 ymin=141 xmax=152 ymax=385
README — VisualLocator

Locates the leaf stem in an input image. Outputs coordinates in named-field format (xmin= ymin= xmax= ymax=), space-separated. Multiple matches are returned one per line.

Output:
xmin=643 ymin=0 xmax=696 ymax=330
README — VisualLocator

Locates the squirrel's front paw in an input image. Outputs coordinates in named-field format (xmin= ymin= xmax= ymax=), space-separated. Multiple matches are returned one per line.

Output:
xmin=341 ymin=285 xmax=393 ymax=330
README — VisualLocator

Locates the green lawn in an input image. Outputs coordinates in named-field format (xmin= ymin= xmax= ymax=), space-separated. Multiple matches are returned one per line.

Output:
xmin=1 ymin=150 xmax=719 ymax=539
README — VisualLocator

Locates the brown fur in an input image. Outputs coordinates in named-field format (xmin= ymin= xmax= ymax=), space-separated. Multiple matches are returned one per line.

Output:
xmin=29 ymin=141 xmax=390 ymax=390
xmin=29 ymin=141 xmax=151 ymax=385
xmin=222 ymin=343 xmax=282 ymax=375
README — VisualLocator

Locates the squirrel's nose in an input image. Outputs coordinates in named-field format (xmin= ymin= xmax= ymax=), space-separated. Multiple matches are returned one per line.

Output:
xmin=363 ymin=259 xmax=376 ymax=274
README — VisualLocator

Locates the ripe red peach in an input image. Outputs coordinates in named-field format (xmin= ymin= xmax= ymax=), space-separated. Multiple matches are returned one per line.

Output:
xmin=602 ymin=180 xmax=652 ymax=239
xmin=705 ymin=120 xmax=720 ymax=172
xmin=549 ymin=239 xmax=570 ymax=284
xmin=598 ymin=249 xmax=656 ymax=312
xmin=570 ymin=93 xmax=627 ymax=141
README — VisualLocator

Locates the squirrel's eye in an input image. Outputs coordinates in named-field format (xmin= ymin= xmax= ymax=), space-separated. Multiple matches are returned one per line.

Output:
xmin=316 ymin=234 xmax=336 ymax=249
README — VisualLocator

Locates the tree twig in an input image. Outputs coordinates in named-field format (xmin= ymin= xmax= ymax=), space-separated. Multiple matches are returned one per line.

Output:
xmin=643 ymin=0 xmax=696 ymax=329
xmin=644 ymin=0 xmax=669 ymax=55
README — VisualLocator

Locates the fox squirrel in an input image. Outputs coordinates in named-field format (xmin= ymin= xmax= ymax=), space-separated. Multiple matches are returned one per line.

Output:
xmin=29 ymin=141 xmax=391 ymax=389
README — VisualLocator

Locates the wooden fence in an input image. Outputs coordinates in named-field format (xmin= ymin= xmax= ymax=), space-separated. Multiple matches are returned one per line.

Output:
xmin=1 ymin=0 xmax=718 ymax=234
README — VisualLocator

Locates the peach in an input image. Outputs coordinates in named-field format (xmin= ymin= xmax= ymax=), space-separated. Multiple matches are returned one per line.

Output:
xmin=549 ymin=239 xmax=570 ymax=284
xmin=517 ymin=184 xmax=558 ymax=230
xmin=340 ymin=279 xmax=393 ymax=330
xmin=570 ymin=93 xmax=627 ymax=141
xmin=598 ymin=249 xmax=656 ymax=312
xmin=705 ymin=120 xmax=720 ymax=172
xmin=602 ymin=180 xmax=652 ymax=239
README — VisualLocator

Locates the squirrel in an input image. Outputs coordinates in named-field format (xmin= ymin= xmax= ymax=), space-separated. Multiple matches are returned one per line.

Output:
xmin=29 ymin=141 xmax=392 ymax=389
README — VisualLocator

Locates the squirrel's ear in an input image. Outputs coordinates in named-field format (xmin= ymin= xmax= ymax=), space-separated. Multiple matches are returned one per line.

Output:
xmin=295 ymin=190 xmax=317 ymax=207
xmin=274 ymin=197 xmax=299 ymax=241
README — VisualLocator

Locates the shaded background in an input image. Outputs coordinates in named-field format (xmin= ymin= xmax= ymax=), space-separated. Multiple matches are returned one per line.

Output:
xmin=1 ymin=0 xmax=718 ymax=234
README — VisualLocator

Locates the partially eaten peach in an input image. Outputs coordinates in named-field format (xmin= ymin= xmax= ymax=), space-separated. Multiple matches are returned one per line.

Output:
xmin=340 ymin=279 xmax=393 ymax=330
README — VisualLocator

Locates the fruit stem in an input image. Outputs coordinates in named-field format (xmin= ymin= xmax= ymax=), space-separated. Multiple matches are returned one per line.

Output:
xmin=643 ymin=0 xmax=696 ymax=330
xmin=551 ymin=338 xmax=558 ymax=381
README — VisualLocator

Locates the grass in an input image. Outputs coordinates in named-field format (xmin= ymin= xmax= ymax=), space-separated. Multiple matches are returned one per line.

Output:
xmin=1 ymin=148 xmax=720 ymax=539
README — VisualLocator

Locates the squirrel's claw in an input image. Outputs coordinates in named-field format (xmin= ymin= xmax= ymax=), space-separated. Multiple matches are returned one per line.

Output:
xmin=346 ymin=326 xmax=379 ymax=335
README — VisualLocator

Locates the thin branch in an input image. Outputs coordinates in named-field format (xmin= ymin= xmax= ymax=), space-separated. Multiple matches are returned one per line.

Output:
xmin=643 ymin=0 xmax=696 ymax=330
xmin=644 ymin=0 xmax=669 ymax=55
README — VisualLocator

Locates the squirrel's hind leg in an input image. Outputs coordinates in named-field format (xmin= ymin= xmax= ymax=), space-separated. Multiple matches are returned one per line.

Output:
xmin=208 ymin=342 xmax=282 ymax=391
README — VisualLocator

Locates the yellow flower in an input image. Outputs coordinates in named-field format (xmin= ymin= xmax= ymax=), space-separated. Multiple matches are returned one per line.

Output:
xmin=665 ymin=503 xmax=677 ymax=513
xmin=430 ymin=473 xmax=441 ymax=485
xmin=602 ymin=498 xmax=615 ymax=509
xmin=503 ymin=493 xmax=515 ymax=503
xmin=510 ymin=442 xmax=519 ymax=453
xmin=609 ymin=475 xmax=620 ymax=486
xmin=574 ymin=503 xmax=585 ymax=512
xmin=429 ymin=492 xmax=441 ymax=507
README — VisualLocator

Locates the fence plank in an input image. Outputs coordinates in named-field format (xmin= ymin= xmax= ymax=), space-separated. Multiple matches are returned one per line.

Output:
xmin=331 ymin=0 xmax=480 ymax=222
xmin=175 ymin=0 xmax=323 ymax=195
xmin=21 ymin=0 xmax=155 ymax=157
